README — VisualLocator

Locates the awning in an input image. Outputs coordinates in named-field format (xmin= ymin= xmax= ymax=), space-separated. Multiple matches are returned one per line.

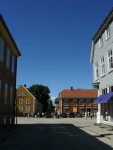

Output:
xmin=94 ymin=95 xmax=104 ymax=104
xmin=99 ymin=92 xmax=113 ymax=103
xmin=94 ymin=92 xmax=113 ymax=104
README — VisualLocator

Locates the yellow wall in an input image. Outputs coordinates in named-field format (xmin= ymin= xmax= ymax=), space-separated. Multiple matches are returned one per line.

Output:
xmin=16 ymin=86 xmax=35 ymax=115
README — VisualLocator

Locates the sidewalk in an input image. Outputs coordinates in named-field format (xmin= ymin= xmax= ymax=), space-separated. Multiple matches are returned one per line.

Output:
xmin=0 ymin=125 xmax=21 ymax=141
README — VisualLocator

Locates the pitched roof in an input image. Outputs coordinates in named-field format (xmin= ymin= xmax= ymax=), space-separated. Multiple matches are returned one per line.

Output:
xmin=90 ymin=8 xmax=113 ymax=63
xmin=59 ymin=89 xmax=98 ymax=99
xmin=17 ymin=85 xmax=36 ymax=99
xmin=0 ymin=14 xmax=21 ymax=56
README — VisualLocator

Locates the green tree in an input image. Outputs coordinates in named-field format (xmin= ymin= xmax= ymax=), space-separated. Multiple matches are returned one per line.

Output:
xmin=28 ymin=84 xmax=50 ymax=113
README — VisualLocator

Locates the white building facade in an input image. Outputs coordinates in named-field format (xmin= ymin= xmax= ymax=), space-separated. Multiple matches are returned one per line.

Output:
xmin=90 ymin=8 xmax=113 ymax=126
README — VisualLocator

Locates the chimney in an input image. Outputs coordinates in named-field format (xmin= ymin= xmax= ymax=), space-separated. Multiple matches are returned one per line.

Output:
xmin=71 ymin=86 xmax=73 ymax=90
xmin=24 ymin=84 xmax=26 ymax=88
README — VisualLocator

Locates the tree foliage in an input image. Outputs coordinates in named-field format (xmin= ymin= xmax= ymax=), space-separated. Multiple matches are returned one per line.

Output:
xmin=28 ymin=84 xmax=50 ymax=112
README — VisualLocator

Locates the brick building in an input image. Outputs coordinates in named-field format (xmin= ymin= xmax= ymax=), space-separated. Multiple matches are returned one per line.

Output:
xmin=0 ymin=15 xmax=21 ymax=126
xmin=57 ymin=88 xmax=98 ymax=116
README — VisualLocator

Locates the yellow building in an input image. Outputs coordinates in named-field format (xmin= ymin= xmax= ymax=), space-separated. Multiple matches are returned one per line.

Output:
xmin=16 ymin=85 xmax=38 ymax=116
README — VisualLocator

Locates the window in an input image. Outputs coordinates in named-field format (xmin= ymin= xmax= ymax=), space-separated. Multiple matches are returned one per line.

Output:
xmin=109 ymin=86 xmax=113 ymax=92
xmin=19 ymin=106 xmax=23 ymax=112
xmin=102 ymin=88 xmax=107 ymax=94
xmin=6 ymin=47 xmax=10 ymax=68
xmin=0 ymin=37 xmax=4 ymax=62
xmin=64 ymin=100 xmax=68 ymax=106
xmin=22 ymin=92 xmax=27 ymax=96
xmin=80 ymin=108 xmax=84 ymax=114
xmin=100 ymin=56 xmax=105 ymax=76
xmin=26 ymin=106 xmax=30 ymax=112
xmin=4 ymin=83 xmax=8 ymax=104
xmin=17 ymin=92 xmax=21 ymax=96
xmin=95 ymin=62 xmax=99 ymax=80
xmin=10 ymin=86 xmax=13 ymax=104
xmin=87 ymin=100 xmax=91 ymax=106
xmin=73 ymin=100 xmax=77 ymax=106
xmin=105 ymin=27 xmax=110 ymax=40
xmin=19 ymin=98 xmax=23 ymax=104
xmin=26 ymin=99 xmax=31 ymax=104
xmin=99 ymin=37 xmax=103 ymax=48
xmin=12 ymin=55 xmax=15 ymax=73
xmin=80 ymin=100 xmax=84 ymax=106
xmin=108 ymin=50 xmax=113 ymax=71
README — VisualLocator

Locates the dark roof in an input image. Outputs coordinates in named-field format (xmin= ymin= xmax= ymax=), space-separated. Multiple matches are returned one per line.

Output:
xmin=0 ymin=14 xmax=21 ymax=56
xmin=92 ymin=7 xmax=113 ymax=43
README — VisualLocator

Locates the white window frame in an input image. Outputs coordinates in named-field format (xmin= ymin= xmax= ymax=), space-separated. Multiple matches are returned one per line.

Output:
xmin=73 ymin=100 xmax=77 ymax=106
xmin=95 ymin=62 xmax=99 ymax=80
xmin=100 ymin=56 xmax=105 ymax=76
xmin=6 ymin=47 xmax=10 ymax=68
xmin=105 ymin=27 xmax=110 ymax=40
xmin=108 ymin=49 xmax=113 ymax=72
xmin=22 ymin=92 xmax=27 ymax=96
xmin=79 ymin=100 xmax=84 ymax=106
xmin=19 ymin=106 xmax=23 ymax=112
xmin=26 ymin=99 xmax=31 ymax=104
xmin=19 ymin=98 xmax=23 ymax=104
xmin=17 ymin=92 xmax=21 ymax=96
xmin=99 ymin=37 xmax=103 ymax=48
xmin=0 ymin=37 xmax=4 ymax=62
xmin=64 ymin=100 xmax=69 ymax=106
xmin=86 ymin=100 xmax=91 ymax=106
xmin=26 ymin=106 xmax=30 ymax=112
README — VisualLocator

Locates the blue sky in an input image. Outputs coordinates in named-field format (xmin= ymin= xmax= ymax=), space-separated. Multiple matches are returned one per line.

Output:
xmin=0 ymin=0 xmax=113 ymax=99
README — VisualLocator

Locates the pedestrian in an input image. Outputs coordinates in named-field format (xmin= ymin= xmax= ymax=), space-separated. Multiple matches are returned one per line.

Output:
xmin=85 ymin=112 xmax=87 ymax=119
xmin=90 ymin=112 xmax=93 ymax=119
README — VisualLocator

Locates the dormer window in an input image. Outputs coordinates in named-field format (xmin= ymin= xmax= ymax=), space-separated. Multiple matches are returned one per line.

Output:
xmin=105 ymin=26 xmax=110 ymax=40
xmin=99 ymin=37 xmax=103 ymax=48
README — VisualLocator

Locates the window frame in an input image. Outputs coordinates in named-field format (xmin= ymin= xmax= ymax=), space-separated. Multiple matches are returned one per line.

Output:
xmin=26 ymin=106 xmax=30 ymax=112
xmin=95 ymin=62 xmax=99 ymax=80
xmin=26 ymin=99 xmax=31 ymax=104
xmin=19 ymin=98 xmax=23 ymax=104
xmin=105 ymin=26 xmax=110 ymax=40
xmin=64 ymin=99 xmax=69 ymax=106
xmin=107 ymin=49 xmax=113 ymax=72
xmin=6 ymin=47 xmax=10 ymax=69
xmin=18 ymin=106 xmax=23 ymax=112
xmin=79 ymin=100 xmax=84 ymax=106
xmin=86 ymin=100 xmax=91 ymax=106
xmin=100 ymin=56 xmax=105 ymax=76
xmin=73 ymin=100 xmax=77 ymax=106
xmin=99 ymin=37 xmax=103 ymax=48
xmin=0 ymin=37 xmax=4 ymax=62
xmin=4 ymin=83 xmax=8 ymax=104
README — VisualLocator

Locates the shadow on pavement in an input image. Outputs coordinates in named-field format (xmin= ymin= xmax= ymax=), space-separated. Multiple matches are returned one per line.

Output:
xmin=0 ymin=124 xmax=113 ymax=150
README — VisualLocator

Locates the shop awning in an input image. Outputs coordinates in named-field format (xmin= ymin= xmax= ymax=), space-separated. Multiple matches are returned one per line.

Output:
xmin=94 ymin=92 xmax=113 ymax=104
xmin=99 ymin=92 xmax=113 ymax=103
xmin=94 ymin=95 xmax=104 ymax=104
